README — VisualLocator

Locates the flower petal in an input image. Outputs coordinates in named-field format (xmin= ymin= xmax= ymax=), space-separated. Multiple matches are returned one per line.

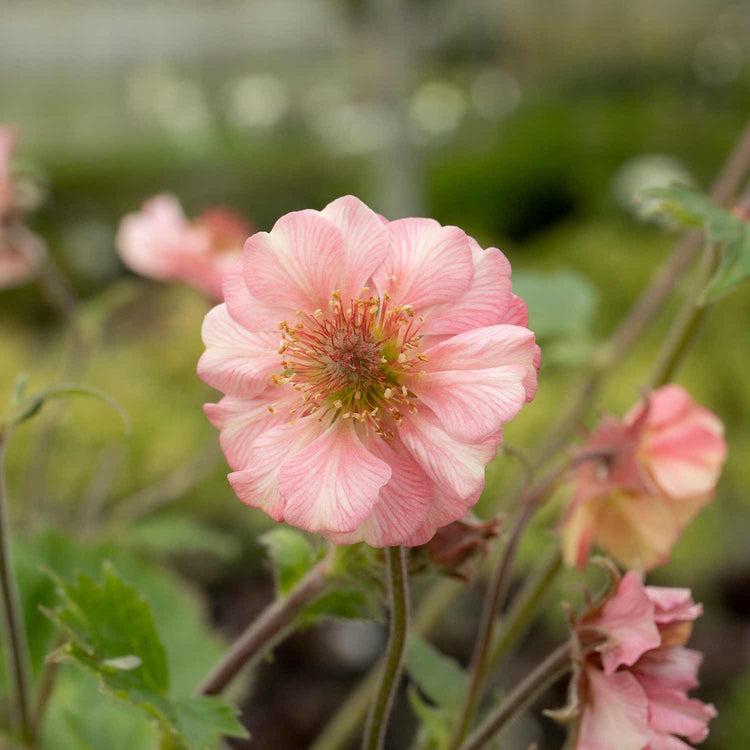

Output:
xmin=324 ymin=437 xmax=430 ymax=547
xmin=422 ymin=240 xmax=512 ymax=334
xmin=399 ymin=409 xmax=496 ymax=514
xmin=228 ymin=419 xmax=322 ymax=521
xmin=577 ymin=667 xmax=652 ymax=750
xmin=243 ymin=209 xmax=346 ymax=316
xmin=632 ymin=647 xmax=702 ymax=692
xmin=644 ymin=688 xmax=717 ymax=744
xmin=223 ymin=256 xmax=289 ymax=331
xmin=197 ymin=304 xmax=280 ymax=397
xmin=413 ymin=366 xmax=530 ymax=442
xmin=644 ymin=589 xmax=703 ymax=625
xmin=320 ymin=195 xmax=389 ymax=301
xmin=374 ymin=218 xmax=473 ymax=310
xmin=594 ymin=572 xmax=660 ymax=675
xmin=279 ymin=421 xmax=392 ymax=533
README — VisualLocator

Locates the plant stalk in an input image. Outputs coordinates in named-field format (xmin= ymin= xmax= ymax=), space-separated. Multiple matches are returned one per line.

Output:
xmin=0 ymin=430 xmax=32 ymax=741
xmin=197 ymin=554 xmax=332 ymax=696
xmin=362 ymin=546 xmax=409 ymax=750
xmin=457 ymin=642 xmax=573 ymax=750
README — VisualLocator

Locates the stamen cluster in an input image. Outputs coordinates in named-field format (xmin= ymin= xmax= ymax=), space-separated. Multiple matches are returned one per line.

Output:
xmin=273 ymin=290 xmax=426 ymax=435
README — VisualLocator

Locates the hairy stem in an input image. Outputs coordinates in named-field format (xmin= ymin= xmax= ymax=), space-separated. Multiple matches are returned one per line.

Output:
xmin=0 ymin=431 xmax=32 ymax=741
xmin=197 ymin=554 xmax=332 ymax=696
xmin=457 ymin=642 xmax=573 ymax=750
xmin=362 ymin=546 xmax=409 ymax=750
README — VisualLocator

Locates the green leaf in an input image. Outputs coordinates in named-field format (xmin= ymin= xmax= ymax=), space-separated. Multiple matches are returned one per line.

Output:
xmin=45 ymin=563 xmax=169 ymax=696
xmin=510 ymin=270 xmax=599 ymax=340
xmin=43 ymin=563 xmax=248 ymax=749
xmin=407 ymin=686 xmax=452 ymax=750
xmin=642 ymin=184 xmax=750 ymax=302
xmin=127 ymin=514 xmax=241 ymax=561
xmin=260 ymin=527 xmax=321 ymax=594
xmin=405 ymin=635 xmax=468 ymax=709
xmin=303 ymin=586 xmax=380 ymax=623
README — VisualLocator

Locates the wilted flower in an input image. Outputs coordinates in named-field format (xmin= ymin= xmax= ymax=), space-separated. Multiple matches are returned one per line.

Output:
xmin=198 ymin=195 xmax=539 ymax=546
xmin=559 ymin=385 xmax=726 ymax=571
xmin=558 ymin=570 xmax=716 ymax=750
xmin=116 ymin=194 xmax=252 ymax=301
xmin=425 ymin=513 xmax=502 ymax=580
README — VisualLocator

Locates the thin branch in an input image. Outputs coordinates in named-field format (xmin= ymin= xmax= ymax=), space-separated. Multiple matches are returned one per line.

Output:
xmin=457 ymin=642 xmax=573 ymax=750
xmin=0 ymin=430 xmax=32 ymax=741
xmin=197 ymin=554 xmax=332 ymax=696
xmin=362 ymin=546 xmax=409 ymax=750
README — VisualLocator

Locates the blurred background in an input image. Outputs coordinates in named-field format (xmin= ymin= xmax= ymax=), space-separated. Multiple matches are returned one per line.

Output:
xmin=1 ymin=0 xmax=750 ymax=747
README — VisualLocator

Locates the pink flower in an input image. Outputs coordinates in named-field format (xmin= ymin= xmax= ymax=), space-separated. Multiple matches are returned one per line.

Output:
xmin=198 ymin=196 xmax=539 ymax=546
xmin=566 ymin=571 xmax=716 ymax=750
xmin=560 ymin=385 xmax=726 ymax=571
xmin=116 ymin=194 xmax=252 ymax=300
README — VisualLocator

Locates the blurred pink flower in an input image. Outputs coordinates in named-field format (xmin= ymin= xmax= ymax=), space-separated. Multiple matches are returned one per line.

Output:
xmin=0 ymin=127 xmax=14 ymax=216
xmin=560 ymin=385 xmax=726 ymax=571
xmin=116 ymin=194 xmax=252 ymax=300
xmin=568 ymin=571 xmax=716 ymax=750
xmin=198 ymin=195 xmax=539 ymax=546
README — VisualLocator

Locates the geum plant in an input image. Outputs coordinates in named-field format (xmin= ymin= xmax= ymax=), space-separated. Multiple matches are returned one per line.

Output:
xmin=0 ymin=120 xmax=748 ymax=749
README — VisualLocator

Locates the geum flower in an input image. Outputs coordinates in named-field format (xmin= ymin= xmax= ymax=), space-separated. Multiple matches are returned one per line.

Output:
xmin=559 ymin=385 xmax=726 ymax=571
xmin=198 ymin=195 xmax=539 ymax=546
xmin=116 ymin=194 xmax=252 ymax=301
xmin=559 ymin=570 xmax=716 ymax=750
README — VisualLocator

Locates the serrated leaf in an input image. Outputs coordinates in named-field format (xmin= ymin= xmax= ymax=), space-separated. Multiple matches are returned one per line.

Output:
xmin=46 ymin=562 xmax=169 ymax=696
xmin=510 ymin=270 xmax=599 ymax=340
xmin=260 ymin=527 xmax=320 ymax=594
xmin=43 ymin=563 xmax=248 ymax=748
xmin=642 ymin=183 xmax=750 ymax=302
xmin=405 ymin=635 xmax=468 ymax=709
xmin=127 ymin=514 xmax=241 ymax=561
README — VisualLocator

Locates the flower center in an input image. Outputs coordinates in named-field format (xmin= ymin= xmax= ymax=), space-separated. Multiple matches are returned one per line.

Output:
xmin=272 ymin=290 xmax=426 ymax=437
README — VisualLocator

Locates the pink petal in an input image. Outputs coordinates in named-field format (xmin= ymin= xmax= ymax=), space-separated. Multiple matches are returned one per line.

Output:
xmin=632 ymin=648 xmax=703 ymax=692
xmin=413 ymin=365 xmax=530 ymax=442
xmin=594 ymin=572 xmax=661 ymax=675
xmin=398 ymin=409 xmax=496 ymax=511
xmin=324 ymin=437 xmax=431 ymax=547
xmin=644 ymin=688 xmax=717 ymax=744
xmin=320 ymin=195 xmax=389 ymax=301
xmin=222 ymin=256 xmax=289 ymax=331
xmin=502 ymin=293 xmax=530 ymax=327
xmin=279 ymin=421 xmax=392 ymax=533
xmin=204 ymin=393 xmax=293 ymax=471
xmin=578 ymin=667 xmax=652 ymax=750
xmin=197 ymin=304 xmax=280 ymax=397
xmin=421 ymin=240 xmax=512 ymax=334
xmin=374 ymin=218 xmax=473 ymax=311
xmin=559 ymin=496 xmax=598 ymax=569
xmin=644 ymin=589 xmax=703 ymax=625
xmin=646 ymin=733 xmax=694 ymax=750
xmin=228 ymin=419 xmax=323 ymax=522
xmin=421 ymin=324 xmax=538 ymax=373
xmin=243 ymin=209 xmax=345 ymax=317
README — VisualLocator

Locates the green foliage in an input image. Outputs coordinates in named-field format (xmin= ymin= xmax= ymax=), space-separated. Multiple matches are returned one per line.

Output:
xmin=511 ymin=269 xmax=599 ymax=366
xmin=407 ymin=687 xmax=452 ymax=750
xmin=127 ymin=514 xmax=241 ymax=561
xmin=260 ymin=527 xmax=321 ymax=594
xmin=405 ymin=635 xmax=468 ymax=709
xmin=643 ymin=184 xmax=750 ymax=302
xmin=44 ymin=564 xmax=247 ymax=749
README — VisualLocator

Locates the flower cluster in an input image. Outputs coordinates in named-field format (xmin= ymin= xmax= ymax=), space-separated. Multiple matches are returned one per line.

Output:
xmin=116 ymin=194 xmax=252 ymax=301
xmin=560 ymin=385 xmax=726 ymax=571
xmin=198 ymin=195 xmax=539 ymax=546
xmin=561 ymin=570 xmax=716 ymax=750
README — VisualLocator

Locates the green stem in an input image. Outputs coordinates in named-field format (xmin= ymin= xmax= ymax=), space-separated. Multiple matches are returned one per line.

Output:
xmin=0 ymin=430 xmax=32 ymax=742
xmin=362 ymin=546 xmax=409 ymax=750
xmin=457 ymin=642 xmax=573 ymax=750
xmin=488 ymin=547 xmax=563 ymax=671
xmin=197 ymin=554 xmax=332 ymax=695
